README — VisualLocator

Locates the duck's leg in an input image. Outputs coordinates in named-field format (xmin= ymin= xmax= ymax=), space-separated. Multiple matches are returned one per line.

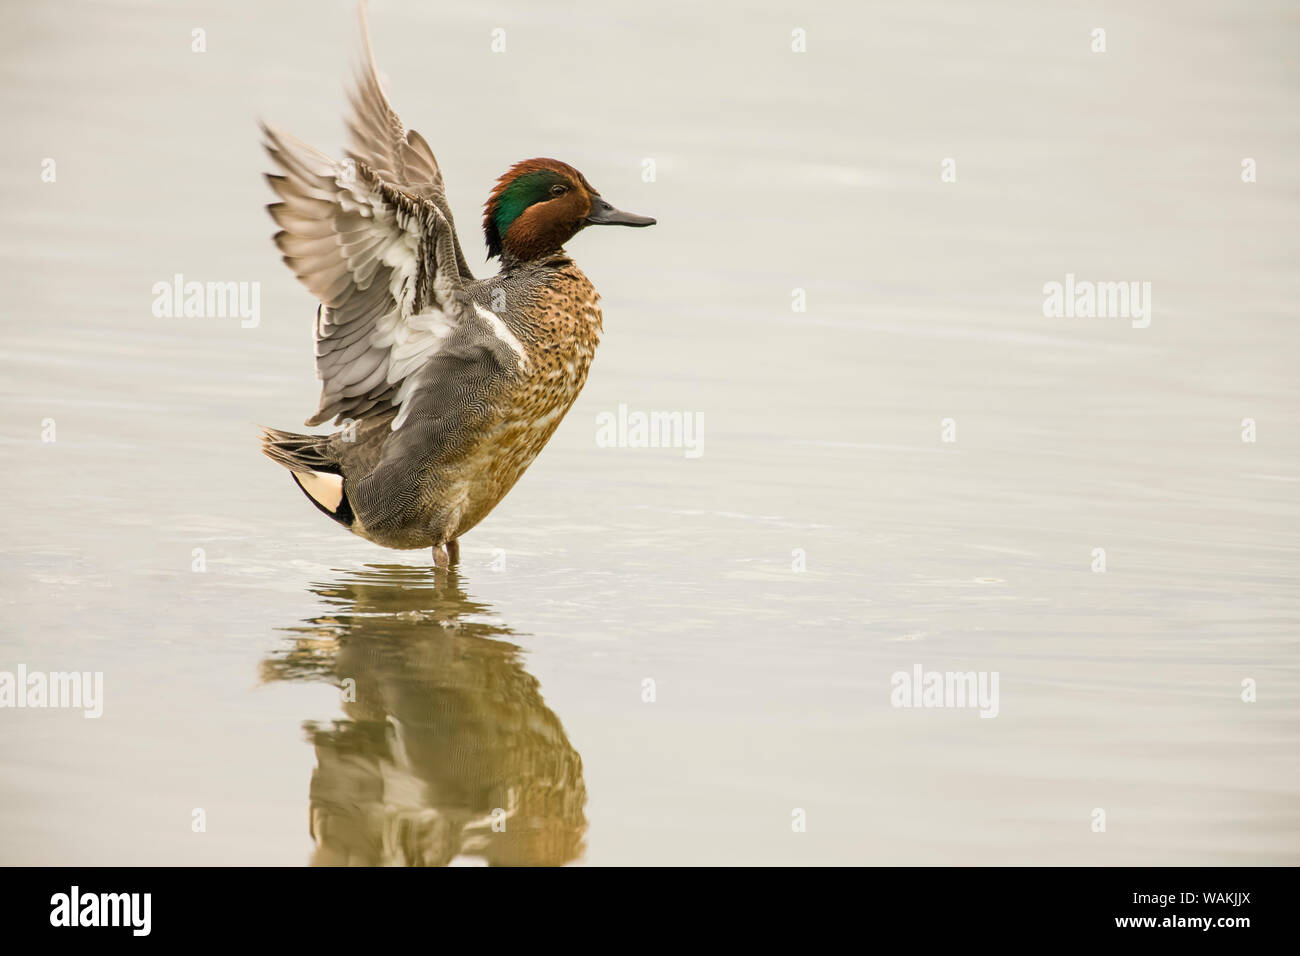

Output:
xmin=432 ymin=543 xmax=450 ymax=570
xmin=446 ymin=539 xmax=460 ymax=566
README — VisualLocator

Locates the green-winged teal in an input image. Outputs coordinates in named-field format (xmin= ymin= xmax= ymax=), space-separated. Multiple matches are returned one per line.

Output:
xmin=260 ymin=3 xmax=654 ymax=568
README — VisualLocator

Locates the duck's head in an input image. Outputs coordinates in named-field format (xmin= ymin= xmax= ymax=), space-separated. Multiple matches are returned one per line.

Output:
xmin=483 ymin=158 xmax=655 ymax=262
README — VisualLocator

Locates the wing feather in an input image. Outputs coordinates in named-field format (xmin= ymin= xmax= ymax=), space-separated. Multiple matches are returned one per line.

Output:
xmin=345 ymin=1 xmax=473 ymax=281
xmin=262 ymin=122 xmax=474 ymax=428
xmin=260 ymin=2 xmax=521 ymax=438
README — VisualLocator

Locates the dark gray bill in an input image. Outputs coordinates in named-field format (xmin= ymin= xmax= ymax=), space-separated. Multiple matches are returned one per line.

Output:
xmin=586 ymin=195 xmax=656 ymax=227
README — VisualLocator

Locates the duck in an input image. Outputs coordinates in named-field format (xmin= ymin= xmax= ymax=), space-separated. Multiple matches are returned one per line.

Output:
xmin=259 ymin=2 xmax=655 ymax=569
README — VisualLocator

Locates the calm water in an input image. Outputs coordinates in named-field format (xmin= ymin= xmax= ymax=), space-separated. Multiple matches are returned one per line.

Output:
xmin=1 ymin=0 xmax=1297 ymax=865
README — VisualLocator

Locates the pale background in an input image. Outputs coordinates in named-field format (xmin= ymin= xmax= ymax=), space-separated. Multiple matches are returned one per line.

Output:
xmin=0 ymin=0 xmax=1297 ymax=864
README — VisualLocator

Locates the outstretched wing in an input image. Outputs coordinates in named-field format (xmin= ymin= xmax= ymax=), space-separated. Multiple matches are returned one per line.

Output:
xmin=263 ymin=123 xmax=476 ymax=428
xmin=345 ymin=1 xmax=473 ymax=281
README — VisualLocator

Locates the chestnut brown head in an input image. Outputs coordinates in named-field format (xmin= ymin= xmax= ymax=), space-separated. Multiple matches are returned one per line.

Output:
xmin=483 ymin=158 xmax=654 ymax=262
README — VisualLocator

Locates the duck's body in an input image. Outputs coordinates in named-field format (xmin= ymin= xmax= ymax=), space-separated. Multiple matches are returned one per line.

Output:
xmin=267 ymin=259 xmax=603 ymax=553
xmin=259 ymin=4 xmax=652 ymax=567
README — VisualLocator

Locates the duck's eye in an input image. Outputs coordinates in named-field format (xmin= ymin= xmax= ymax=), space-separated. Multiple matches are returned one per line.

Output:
xmin=549 ymin=184 xmax=568 ymax=197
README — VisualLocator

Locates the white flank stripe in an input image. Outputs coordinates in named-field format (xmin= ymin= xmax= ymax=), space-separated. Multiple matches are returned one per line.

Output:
xmin=474 ymin=303 xmax=528 ymax=367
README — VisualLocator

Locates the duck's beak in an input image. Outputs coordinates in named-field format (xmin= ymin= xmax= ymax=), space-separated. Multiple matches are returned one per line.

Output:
xmin=586 ymin=195 xmax=656 ymax=227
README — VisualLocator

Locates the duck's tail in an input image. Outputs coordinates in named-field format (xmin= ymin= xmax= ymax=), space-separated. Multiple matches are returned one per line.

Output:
xmin=259 ymin=426 xmax=354 ymax=527
xmin=259 ymin=426 xmax=335 ymax=472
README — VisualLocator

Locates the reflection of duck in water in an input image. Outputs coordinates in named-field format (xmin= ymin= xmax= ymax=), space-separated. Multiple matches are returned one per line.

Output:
xmin=261 ymin=565 xmax=586 ymax=866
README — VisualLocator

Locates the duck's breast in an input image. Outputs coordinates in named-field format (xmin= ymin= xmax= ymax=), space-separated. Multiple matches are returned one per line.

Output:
xmin=444 ymin=265 xmax=604 ymax=534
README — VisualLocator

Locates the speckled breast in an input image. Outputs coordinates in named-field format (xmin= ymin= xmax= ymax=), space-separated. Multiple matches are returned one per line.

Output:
xmin=444 ymin=264 xmax=604 ymax=537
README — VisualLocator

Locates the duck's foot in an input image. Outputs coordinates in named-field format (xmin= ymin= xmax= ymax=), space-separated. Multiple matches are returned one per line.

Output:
xmin=432 ymin=544 xmax=449 ymax=570
xmin=446 ymin=539 xmax=460 ymax=565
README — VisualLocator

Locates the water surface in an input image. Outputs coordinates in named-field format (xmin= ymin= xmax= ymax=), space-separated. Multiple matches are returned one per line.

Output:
xmin=1 ymin=0 xmax=1297 ymax=864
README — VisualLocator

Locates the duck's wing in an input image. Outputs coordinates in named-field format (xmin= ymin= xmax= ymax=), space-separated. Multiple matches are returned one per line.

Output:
xmin=345 ymin=1 xmax=473 ymax=281
xmin=264 ymin=125 xmax=511 ymax=430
